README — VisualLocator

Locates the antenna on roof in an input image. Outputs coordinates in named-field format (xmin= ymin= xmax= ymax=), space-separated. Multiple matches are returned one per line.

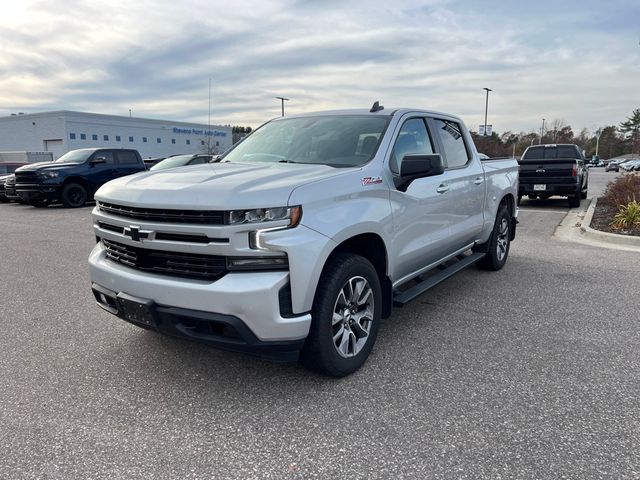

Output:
xmin=370 ymin=101 xmax=384 ymax=113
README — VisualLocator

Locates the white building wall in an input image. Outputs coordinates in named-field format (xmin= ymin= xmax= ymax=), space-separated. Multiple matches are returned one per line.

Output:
xmin=0 ymin=111 xmax=233 ymax=160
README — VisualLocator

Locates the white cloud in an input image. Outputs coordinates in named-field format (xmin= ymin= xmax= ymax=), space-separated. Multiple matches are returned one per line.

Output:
xmin=0 ymin=0 xmax=638 ymax=133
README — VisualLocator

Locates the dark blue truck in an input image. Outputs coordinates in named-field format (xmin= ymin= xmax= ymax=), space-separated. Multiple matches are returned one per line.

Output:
xmin=15 ymin=148 xmax=145 ymax=208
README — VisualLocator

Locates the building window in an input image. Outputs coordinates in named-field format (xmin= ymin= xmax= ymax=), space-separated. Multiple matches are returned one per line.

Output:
xmin=92 ymin=134 xmax=98 ymax=141
xmin=69 ymin=133 xmax=76 ymax=140
xmin=216 ymin=141 xmax=219 ymax=146
xmin=171 ymin=139 xmax=176 ymax=144
xmin=186 ymin=139 xmax=190 ymax=145
xmin=157 ymin=138 xmax=161 ymax=143
xmin=201 ymin=140 xmax=205 ymax=146
xmin=129 ymin=136 xmax=134 ymax=142
xmin=143 ymin=137 xmax=147 ymax=143
xmin=103 ymin=135 xmax=109 ymax=141
xmin=80 ymin=134 xmax=86 ymax=140
xmin=116 ymin=135 xmax=121 ymax=142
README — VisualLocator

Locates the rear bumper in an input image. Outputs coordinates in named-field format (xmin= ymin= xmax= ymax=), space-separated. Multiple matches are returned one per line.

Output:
xmin=519 ymin=182 xmax=580 ymax=196
xmin=91 ymin=283 xmax=304 ymax=362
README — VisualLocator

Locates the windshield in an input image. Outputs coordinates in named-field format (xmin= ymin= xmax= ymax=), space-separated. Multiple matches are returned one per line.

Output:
xmin=222 ymin=115 xmax=391 ymax=168
xmin=55 ymin=149 xmax=94 ymax=163
xmin=150 ymin=155 xmax=195 ymax=171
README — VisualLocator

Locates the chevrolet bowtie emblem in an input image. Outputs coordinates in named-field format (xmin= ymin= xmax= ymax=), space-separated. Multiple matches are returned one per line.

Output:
xmin=123 ymin=225 xmax=151 ymax=242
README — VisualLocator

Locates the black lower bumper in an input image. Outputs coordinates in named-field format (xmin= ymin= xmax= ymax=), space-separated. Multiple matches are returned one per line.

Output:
xmin=16 ymin=185 xmax=60 ymax=202
xmin=519 ymin=183 xmax=580 ymax=197
xmin=91 ymin=283 xmax=304 ymax=362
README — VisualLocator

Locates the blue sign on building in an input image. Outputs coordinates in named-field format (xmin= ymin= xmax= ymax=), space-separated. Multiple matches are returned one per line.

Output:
xmin=172 ymin=127 xmax=227 ymax=137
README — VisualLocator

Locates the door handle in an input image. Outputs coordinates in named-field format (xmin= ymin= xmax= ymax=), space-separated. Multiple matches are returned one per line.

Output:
xmin=474 ymin=177 xmax=484 ymax=185
xmin=436 ymin=184 xmax=450 ymax=194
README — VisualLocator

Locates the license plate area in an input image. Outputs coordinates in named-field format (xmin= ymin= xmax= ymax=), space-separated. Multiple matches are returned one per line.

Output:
xmin=533 ymin=184 xmax=546 ymax=191
xmin=117 ymin=292 xmax=156 ymax=326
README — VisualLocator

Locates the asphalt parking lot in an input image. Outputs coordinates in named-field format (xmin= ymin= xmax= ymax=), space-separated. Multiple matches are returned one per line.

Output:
xmin=1 ymin=170 xmax=639 ymax=479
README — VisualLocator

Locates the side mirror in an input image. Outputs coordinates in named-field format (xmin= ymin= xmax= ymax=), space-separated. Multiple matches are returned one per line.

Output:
xmin=91 ymin=156 xmax=107 ymax=165
xmin=209 ymin=155 xmax=221 ymax=163
xmin=395 ymin=154 xmax=444 ymax=191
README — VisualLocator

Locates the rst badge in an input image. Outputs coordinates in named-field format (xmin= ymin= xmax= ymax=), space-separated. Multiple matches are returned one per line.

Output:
xmin=361 ymin=176 xmax=383 ymax=186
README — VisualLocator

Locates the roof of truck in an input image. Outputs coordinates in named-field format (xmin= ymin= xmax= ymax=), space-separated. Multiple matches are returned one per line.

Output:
xmin=275 ymin=107 xmax=463 ymax=122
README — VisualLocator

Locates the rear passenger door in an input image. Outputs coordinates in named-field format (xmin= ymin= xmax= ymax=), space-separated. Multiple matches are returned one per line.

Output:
xmin=428 ymin=117 xmax=485 ymax=249
xmin=115 ymin=150 xmax=143 ymax=178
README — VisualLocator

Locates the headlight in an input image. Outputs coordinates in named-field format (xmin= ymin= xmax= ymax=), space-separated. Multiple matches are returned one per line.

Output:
xmin=38 ymin=170 xmax=60 ymax=179
xmin=228 ymin=206 xmax=302 ymax=226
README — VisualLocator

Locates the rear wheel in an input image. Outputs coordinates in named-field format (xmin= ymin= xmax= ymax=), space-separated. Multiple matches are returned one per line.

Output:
xmin=568 ymin=194 xmax=581 ymax=208
xmin=581 ymin=183 xmax=588 ymax=199
xmin=61 ymin=182 xmax=88 ymax=208
xmin=477 ymin=206 xmax=511 ymax=271
xmin=300 ymin=253 xmax=382 ymax=377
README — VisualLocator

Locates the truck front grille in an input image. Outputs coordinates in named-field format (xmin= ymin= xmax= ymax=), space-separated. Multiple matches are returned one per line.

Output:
xmin=15 ymin=171 xmax=39 ymax=184
xmin=98 ymin=202 xmax=226 ymax=225
xmin=102 ymin=238 xmax=226 ymax=281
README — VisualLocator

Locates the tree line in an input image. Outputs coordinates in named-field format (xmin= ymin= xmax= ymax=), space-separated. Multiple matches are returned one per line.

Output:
xmin=472 ymin=108 xmax=640 ymax=159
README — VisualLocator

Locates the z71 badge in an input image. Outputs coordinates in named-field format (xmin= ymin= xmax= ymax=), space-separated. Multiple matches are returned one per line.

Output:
xmin=361 ymin=176 xmax=383 ymax=186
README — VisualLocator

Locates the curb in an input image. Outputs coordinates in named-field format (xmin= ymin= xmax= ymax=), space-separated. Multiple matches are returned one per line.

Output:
xmin=580 ymin=198 xmax=640 ymax=248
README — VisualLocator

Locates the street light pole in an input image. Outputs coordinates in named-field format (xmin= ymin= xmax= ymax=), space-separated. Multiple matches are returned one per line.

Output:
xmin=483 ymin=88 xmax=492 ymax=136
xmin=539 ymin=118 xmax=546 ymax=144
xmin=275 ymin=97 xmax=289 ymax=117
xmin=595 ymin=128 xmax=602 ymax=158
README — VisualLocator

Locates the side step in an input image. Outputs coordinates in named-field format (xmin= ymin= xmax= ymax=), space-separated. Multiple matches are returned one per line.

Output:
xmin=393 ymin=252 xmax=485 ymax=307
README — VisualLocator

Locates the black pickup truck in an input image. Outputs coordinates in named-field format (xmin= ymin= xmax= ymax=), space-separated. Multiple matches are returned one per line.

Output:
xmin=15 ymin=148 xmax=145 ymax=208
xmin=518 ymin=144 xmax=588 ymax=207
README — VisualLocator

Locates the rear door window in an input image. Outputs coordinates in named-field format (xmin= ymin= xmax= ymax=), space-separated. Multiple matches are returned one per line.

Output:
xmin=432 ymin=119 xmax=470 ymax=168
xmin=116 ymin=151 xmax=139 ymax=164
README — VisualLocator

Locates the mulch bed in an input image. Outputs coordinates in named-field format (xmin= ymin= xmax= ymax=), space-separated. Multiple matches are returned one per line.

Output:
xmin=591 ymin=200 xmax=640 ymax=237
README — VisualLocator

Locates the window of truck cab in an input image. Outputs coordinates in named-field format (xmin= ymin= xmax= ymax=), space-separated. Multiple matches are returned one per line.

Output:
xmin=388 ymin=117 xmax=435 ymax=174
xmin=430 ymin=118 xmax=471 ymax=169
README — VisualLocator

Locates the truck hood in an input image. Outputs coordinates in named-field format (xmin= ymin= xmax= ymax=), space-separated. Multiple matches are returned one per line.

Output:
xmin=95 ymin=162 xmax=351 ymax=209
xmin=16 ymin=162 xmax=80 ymax=172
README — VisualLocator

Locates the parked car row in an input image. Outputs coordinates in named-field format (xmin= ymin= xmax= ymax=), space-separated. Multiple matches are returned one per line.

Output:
xmin=0 ymin=149 xmax=219 ymax=208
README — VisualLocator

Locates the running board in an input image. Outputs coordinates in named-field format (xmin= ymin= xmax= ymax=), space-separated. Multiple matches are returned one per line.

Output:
xmin=393 ymin=252 xmax=485 ymax=307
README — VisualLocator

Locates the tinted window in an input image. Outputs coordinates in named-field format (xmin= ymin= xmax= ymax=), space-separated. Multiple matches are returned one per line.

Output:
xmin=116 ymin=136 xmax=121 ymax=142
xmin=523 ymin=145 xmax=581 ymax=160
xmin=80 ymin=134 xmax=86 ymax=140
xmin=171 ymin=139 xmax=176 ymax=144
xmin=129 ymin=136 xmax=134 ymax=142
xmin=69 ymin=133 xmax=76 ymax=140
xmin=92 ymin=134 xmax=98 ymax=141
xmin=142 ymin=137 xmax=147 ymax=143
xmin=93 ymin=151 xmax=115 ymax=164
xmin=103 ymin=135 xmax=109 ymax=141
xmin=157 ymin=138 xmax=161 ymax=143
xmin=117 ymin=151 xmax=139 ymax=164
xmin=433 ymin=119 xmax=469 ymax=168
xmin=186 ymin=139 xmax=191 ymax=145
xmin=390 ymin=118 xmax=434 ymax=174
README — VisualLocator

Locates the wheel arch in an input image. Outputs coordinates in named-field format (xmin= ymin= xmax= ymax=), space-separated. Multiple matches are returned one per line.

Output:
xmin=319 ymin=232 xmax=393 ymax=319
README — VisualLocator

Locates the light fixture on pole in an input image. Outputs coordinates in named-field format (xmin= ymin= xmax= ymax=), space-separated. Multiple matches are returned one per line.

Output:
xmin=275 ymin=97 xmax=289 ymax=117
xmin=483 ymin=88 xmax=492 ymax=136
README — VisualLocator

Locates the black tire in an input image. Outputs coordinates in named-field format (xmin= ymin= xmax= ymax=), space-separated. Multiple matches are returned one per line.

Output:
xmin=300 ymin=253 xmax=382 ymax=377
xmin=61 ymin=182 xmax=88 ymax=208
xmin=477 ymin=206 xmax=511 ymax=271
xmin=29 ymin=199 xmax=49 ymax=208
xmin=581 ymin=185 xmax=588 ymax=199
xmin=0 ymin=196 xmax=9 ymax=203
xmin=568 ymin=194 xmax=581 ymax=208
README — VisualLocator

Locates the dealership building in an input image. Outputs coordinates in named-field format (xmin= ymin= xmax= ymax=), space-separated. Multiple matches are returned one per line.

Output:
xmin=0 ymin=110 xmax=232 ymax=160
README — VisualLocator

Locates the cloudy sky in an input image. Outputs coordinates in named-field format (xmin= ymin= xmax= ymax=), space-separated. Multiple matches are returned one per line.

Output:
xmin=0 ymin=0 xmax=638 ymax=133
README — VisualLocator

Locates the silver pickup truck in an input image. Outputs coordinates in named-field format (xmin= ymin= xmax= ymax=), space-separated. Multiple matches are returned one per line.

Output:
xmin=88 ymin=104 xmax=519 ymax=377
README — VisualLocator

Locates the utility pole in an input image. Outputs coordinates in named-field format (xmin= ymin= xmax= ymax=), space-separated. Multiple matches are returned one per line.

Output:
xmin=275 ymin=96 xmax=289 ymax=117
xmin=483 ymin=88 xmax=492 ymax=136
xmin=595 ymin=128 xmax=602 ymax=158
xmin=129 ymin=109 xmax=132 ymax=118
xmin=539 ymin=118 xmax=546 ymax=144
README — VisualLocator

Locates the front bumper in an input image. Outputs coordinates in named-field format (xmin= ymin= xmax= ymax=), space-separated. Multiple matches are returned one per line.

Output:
xmin=16 ymin=184 xmax=61 ymax=202
xmin=91 ymin=283 xmax=304 ymax=361
xmin=89 ymin=242 xmax=311 ymax=344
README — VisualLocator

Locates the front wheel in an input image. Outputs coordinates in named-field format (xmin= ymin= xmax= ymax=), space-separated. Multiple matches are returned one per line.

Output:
xmin=61 ymin=182 xmax=88 ymax=208
xmin=477 ymin=206 xmax=511 ymax=271
xmin=300 ymin=253 xmax=382 ymax=377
